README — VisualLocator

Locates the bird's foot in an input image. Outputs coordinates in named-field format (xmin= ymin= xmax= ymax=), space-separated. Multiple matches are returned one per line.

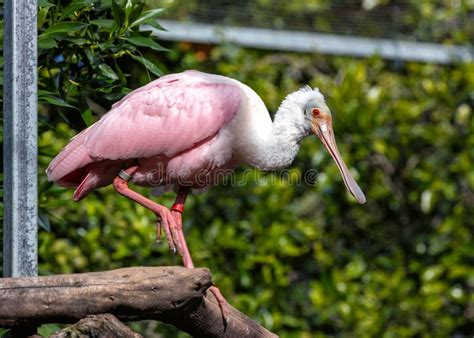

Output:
xmin=155 ymin=207 xmax=184 ymax=256
xmin=170 ymin=210 xmax=194 ymax=268
xmin=209 ymin=285 xmax=230 ymax=326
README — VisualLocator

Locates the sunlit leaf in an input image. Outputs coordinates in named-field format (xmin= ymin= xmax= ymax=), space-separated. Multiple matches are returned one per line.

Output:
xmin=41 ymin=22 xmax=88 ymax=37
xmin=141 ymin=20 xmax=167 ymax=32
xmin=38 ymin=91 xmax=77 ymax=109
xmin=130 ymin=8 xmax=164 ymax=28
xmin=38 ymin=6 xmax=53 ymax=28
xmin=89 ymin=19 xmax=115 ymax=29
xmin=59 ymin=0 xmax=93 ymax=20
xmin=81 ymin=108 xmax=94 ymax=127
xmin=98 ymin=63 xmax=119 ymax=80
xmin=38 ymin=0 xmax=55 ymax=7
xmin=124 ymin=0 xmax=134 ymax=25
xmin=130 ymin=54 xmax=163 ymax=76
xmin=123 ymin=36 xmax=168 ymax=51
xmin=38 ymin=36 xmax=58 ymax=49
xmin=64 ymin=37 xmax=89 ymax=46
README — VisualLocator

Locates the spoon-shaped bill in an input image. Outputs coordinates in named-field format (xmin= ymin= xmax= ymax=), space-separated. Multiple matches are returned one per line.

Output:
xmin=312 ymin=120 xmax=366 ymax=204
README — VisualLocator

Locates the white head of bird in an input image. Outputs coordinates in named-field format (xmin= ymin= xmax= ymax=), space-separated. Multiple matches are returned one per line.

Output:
xmin=258 ymin=85 xmax=366 ymax=204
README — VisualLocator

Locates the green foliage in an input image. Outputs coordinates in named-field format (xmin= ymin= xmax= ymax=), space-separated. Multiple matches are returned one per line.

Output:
xmin=37 ymin=0 xmax=165 ymax=130
xmin=1 ymin=1 xmax=473 ymax=337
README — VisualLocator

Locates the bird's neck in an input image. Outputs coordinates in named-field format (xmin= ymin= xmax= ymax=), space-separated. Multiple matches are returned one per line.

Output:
xmin=251 ymin=100 xmax=309 ymax=170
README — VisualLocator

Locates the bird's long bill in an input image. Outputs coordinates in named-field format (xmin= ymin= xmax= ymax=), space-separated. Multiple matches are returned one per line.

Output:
xmin=312 ymin=119 xmax=366 ymax=204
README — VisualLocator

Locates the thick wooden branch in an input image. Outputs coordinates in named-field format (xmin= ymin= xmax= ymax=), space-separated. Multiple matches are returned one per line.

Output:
xmin=0 ymin=266 xmax=277 ymax=337
xmin=51 ymin=314 xmax=141 ymax=338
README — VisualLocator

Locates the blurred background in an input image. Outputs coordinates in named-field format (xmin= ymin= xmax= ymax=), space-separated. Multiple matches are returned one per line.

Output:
xmin=0 ymin=0 xmax=473 ymax=336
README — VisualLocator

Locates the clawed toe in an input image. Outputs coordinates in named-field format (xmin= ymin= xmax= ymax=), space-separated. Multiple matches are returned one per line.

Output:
xmin=155 ymin=210 xmax=177 ymax=253
xmin=209 ymin=285 xmax=230 ymax=326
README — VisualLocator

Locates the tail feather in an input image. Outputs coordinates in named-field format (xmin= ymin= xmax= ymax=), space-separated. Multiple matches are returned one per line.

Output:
xmin=72 ymin=160 xmax=123 ymax=200
xmin=47 ymin=125 xmax=125 ymax=200
xmin=46 ymin=129 xmax=93 ymax=183
xmin=56 ymin=167 xmax=88 ymax=188
xmin=73 ymin=171 xmax=94 ymax=201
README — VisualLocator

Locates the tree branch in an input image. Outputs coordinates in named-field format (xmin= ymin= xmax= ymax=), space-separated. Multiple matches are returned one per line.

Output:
xmin=0 ymin=266 xmax=277 ymax=337
xmin=50 ymin=314 xmax=141 ymax=338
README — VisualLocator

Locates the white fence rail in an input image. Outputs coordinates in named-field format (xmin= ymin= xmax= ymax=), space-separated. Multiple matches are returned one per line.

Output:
xmin=147 ymin=20 xmax=473 ymax=64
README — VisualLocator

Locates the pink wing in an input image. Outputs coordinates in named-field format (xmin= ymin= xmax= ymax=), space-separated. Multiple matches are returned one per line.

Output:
xmin=47 ymin=71 xmax=242 ymax=183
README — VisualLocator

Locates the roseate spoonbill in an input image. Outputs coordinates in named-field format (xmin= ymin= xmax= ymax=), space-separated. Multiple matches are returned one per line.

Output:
xmin=47 ymin=70 xmax=365 ymax=316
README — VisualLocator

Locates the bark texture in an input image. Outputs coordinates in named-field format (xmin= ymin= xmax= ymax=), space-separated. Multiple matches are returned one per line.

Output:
xmin=51 ymin=314 xmax=141 ymax=338
xmin=0 ymin=266 xmax=277 ymax=337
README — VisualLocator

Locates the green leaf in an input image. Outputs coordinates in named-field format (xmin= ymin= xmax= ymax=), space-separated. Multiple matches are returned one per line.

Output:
xmin=124 ymin=0 xmax=134 ymax=25
xmin=38 ymin=212 xmax=51 ymax=232
xmin=41 ymin=22 xmax=88 ymax=37
xmin=38 ymin=6 xmax=53 ymax=28
xmin=40 ymin=96 xmax=76 ymax=109
xmin=130 ymin=8 xmax=164 ymax=28
xmin=64 ymin=37 xmax=89 ymax=46
xmin=37 ymin=324 xmax=63 ymax=337
xmin=98 ymin=63 xmax=119 ymax=80
xmin=111 ymin=0 xmax=124 ymax=27
xmin=38 ymin=89 xmax=58 ymax=96
xmin=131 ymin=54 xmax=163 ymax=76
xmin=38 ymin=0 xmax=55 ymax=7
xmin=0 ymin=328 xmax=10 ymax=336
xmin=141 ymin=20 xmax=167 ymax=32
xmin=114 ymin=61 xmax=127 ymax=85
xmin=129 ymin=2 xmax=146 ymax=25
xmin=123 ymin=36 xmax=168 ymax=51
xmin=59 ymin=0 xmax=93 ymax=20
xmin=89 ymin=19 xmax=115 ymax=29
xmin=85 ymin=49 xmax=97 ymax=64
xmin=38 ymin=91 xmax=77 ymax=109
xmin=97 ymin=41 xmax=114 ymax=50
xmin=38 ymin=36 xmax=58 ymax=49
xmin=81 ymin=108 xmax=94 ymax=127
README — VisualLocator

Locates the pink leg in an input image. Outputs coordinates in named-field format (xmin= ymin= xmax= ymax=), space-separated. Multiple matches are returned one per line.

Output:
xmin=113 ymin=170 xmax=230 ymax=322
xmin=170 ymin=187 xmax=230 ymax=323
xmin=169 ymin=186 xmax=194 ymax=268
xmin=113 ymin=166 xmax=180 ymax=254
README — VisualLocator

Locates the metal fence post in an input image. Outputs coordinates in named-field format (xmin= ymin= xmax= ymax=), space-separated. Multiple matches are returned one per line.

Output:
xmin=3 ymin=0 xmax=38 ymax=277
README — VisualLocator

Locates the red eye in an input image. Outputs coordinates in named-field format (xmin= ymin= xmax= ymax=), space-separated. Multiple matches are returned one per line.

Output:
xmin=312 ymin=108 xmax=321 ymax=117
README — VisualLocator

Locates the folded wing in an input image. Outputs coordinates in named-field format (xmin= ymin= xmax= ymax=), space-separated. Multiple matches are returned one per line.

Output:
xmin=47 ymin=72 xmax=242 ymax=183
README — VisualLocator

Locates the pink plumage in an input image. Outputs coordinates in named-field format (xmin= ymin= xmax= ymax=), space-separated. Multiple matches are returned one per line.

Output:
xmin=47 ymin=70 xmax=242 ymax=200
